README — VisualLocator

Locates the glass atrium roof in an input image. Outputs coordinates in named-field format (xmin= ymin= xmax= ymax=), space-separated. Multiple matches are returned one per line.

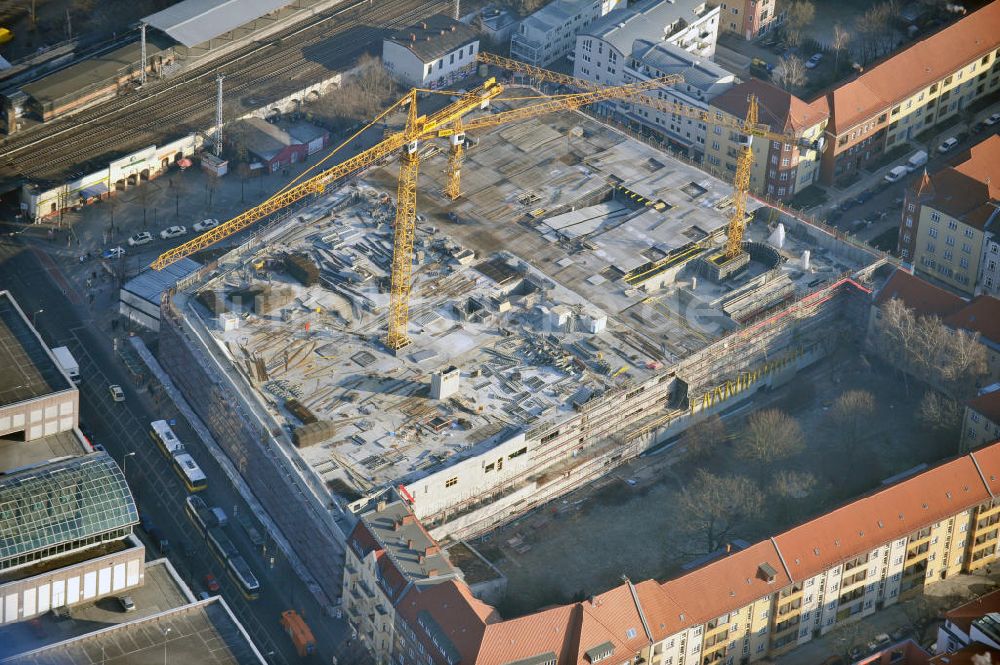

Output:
xmin=0 ymin=454 xmax=138 ymax=565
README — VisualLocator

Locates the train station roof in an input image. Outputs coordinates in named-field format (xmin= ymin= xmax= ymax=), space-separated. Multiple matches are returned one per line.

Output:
xmin=144 ymin=0 xmax=293 ymax=47
xmin=0 ymin=454 xmax=138 ymax=567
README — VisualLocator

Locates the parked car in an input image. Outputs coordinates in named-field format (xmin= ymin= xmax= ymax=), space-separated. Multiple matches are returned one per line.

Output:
xmin=127 ymin=231 xmax=152 ymax=246
xmin=937 ymin=137 xmax=959 ymax=153
xmin=805 ymin=53 xmax=823 ymax=69
xmin=197 ymin=591 xmax=212 ymax=601
xmin=159 ymin=225 xmax=187 ymax=239
xmin=204 ymin=573 xmax=221 ymax=593
xmin=193 ymin=218 xmax=219 ymax=232
xmin=109 ymin=384 xmax=125 ymax=402
xmin=884 ymin=165 xmax=909 ymax=182
xmin=985 ymin=112 xmax=1000 ymax=126
xmin=102 ymin=247 xmax=125 ymax=259
xmin=117 ymin=595 xmax=136 ymax=612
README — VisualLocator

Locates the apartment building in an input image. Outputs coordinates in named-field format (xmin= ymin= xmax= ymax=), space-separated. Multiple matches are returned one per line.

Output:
xmin=382 ymin=15 xmax=479 ymax=88
xmin=611 ymin=39 xmax=734 ymax=159
xmin=339 ymin=439 xmax=1000 ymax=665
xmin=812 ymin=1 xmax=1000 ymax=186
xmin=704 ymin=79 xmax=828 ymax=200
xmin=936 ymin=589 xmax=1000 ymax=654
xmin=898 ymin=136 xmax=1000 ymax=295
xmin=573 ymin=0 xmax=720 ymax=88
xmin=707 ymin=0 xmax=777 ymax=40
xmin=963 ymin=386 xmax=1000 ymax=454
xmin=509 ymin=0 xmax=624 ymax=67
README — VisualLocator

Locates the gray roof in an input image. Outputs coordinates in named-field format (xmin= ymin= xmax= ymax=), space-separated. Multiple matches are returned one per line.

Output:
xmin=631 ymin=39 xmax=733 ymax=95
xmin=0 ymin=291 xmax=72 ymax=408
xmin=0 ymin=454 xmax=138 ymax=567
xmin=585 ymin=0 xmax=710 ymax=54
xmin=3 ymin=597 xmax=266 ymax=665
xmin=235 ymin=118 xmax=327 ymax=162
xmin=122 ymin=258 xmax=200 ymax=304
xmin=144 ymin=0 xmax=292 ymax=48
xmin=521 ymin=0 xmax=594 ymax=34
xmin=387 ymin=14 xmax=478 ymax=62
xmin=356 ymin=500 xmax=457 ymax=586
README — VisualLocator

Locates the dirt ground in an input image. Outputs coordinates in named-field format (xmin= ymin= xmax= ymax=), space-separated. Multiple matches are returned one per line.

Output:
xmin=481 ymin=347 xmax=959 ymax=618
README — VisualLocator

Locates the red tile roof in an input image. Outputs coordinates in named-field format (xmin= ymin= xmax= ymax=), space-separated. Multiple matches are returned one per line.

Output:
xmin=968 ymin=390 xmax=1000 ymax=425
xmin=774 ymin=456 xmax=990 ymax=581
xmin=945 ymin=296 xmax=1000 ymax=345
xmin=633 ymin=580 xmax=686 ymax=642
xmin=396 ymin=580 xmax=498 ymax=664
xmin=970 ymin=443 xmax=1000 ymax=497
xmin=476 ymin=604 xmax=580 ymax=665
xmin=945 ymin=589 xmax=1000 ymax=634
xmin=711 ymin=78 xmax=828 ymax=134
xmin=874 ymin=269 xmax=964 ymax=317
xmin=574 ymin=585 xmax=650 ymax=663
xmin=820 ymin=1 xmax=1000 ymax=134
xmin=953 ymin=135 xmax=1000 ymax=201
xmin=929 ymin=642 xmax=1000 ymax=665
xmin=660 ymin=541 xmax=790 ymax=625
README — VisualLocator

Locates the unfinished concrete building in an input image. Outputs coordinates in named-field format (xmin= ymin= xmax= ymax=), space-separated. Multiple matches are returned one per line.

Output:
xmin=158 ymin=106 xmax=889 ymax=608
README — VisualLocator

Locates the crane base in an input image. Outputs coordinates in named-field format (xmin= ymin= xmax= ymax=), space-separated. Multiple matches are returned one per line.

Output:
xmin=702 ymin=249 xmax=750 ymax=283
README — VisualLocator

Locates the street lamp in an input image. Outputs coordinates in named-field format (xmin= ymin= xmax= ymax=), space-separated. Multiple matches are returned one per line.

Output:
xmin=163 ymin=627 xmax=172 ymax=665
xmin=32 ymin=309 xmax=43 ymax=327
xmin=122 ymin=451 xmax=136 ymax=478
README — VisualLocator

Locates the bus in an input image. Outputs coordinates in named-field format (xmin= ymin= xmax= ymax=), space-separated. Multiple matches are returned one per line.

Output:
xmin=173 ymin=453 xmax=207 ymax=492
xmin=227 ymin=555 xmax=260 ymax=600
xmin=150 ymin=420 xmax=185 ymax=457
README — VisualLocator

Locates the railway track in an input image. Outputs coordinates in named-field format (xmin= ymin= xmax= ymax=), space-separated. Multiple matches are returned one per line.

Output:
xmin=0 ymin=0 xmax=449 ymax=185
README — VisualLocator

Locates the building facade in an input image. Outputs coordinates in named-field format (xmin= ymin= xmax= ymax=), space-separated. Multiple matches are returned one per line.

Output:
xmin=573 ymin=0 xmax=720 ymax=87
xmin=510 ymin=0 xmax=624 ymax=67
xmin=382 ymin=15 xmax=479 ymax=88
xmin=812 ymin=1 xmax=1000 ymax=186
xmin=616 ymin=39 xmax=735 ymax=159
xmin=704 ymin=79 xmax=828 ymax=200
xmin=707 ymin=0 xmax=777 ymax=40
xmin=339 ymin=441 xmax=1000 ymax=665
xmin=962 ymin=386 xmax=1000 ymax=453
xmin=899 ymin=136 xmax=1000 ymax=295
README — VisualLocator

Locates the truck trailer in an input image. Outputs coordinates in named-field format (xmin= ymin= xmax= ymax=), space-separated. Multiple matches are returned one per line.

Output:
xmin=51 ymin=346 xmax=80 ymax=384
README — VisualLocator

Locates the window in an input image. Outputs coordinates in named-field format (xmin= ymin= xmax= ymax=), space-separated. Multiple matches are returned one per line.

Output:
xmin=946 ymin=235 xmax=955 ymax=246
xmin=929 ymin=228 xmax=938 ymax=238
xmin=508 ymin=446 xmax=528 ymax=459
xmin=943 ymin=250 xmax=952 ymax=261
xmin=445 ymin=477 xmax=458 ymax=488
xmin=449 ymin=53 xmax=455 ymax=64
xmin=930 ymin=212 xmax=941 ymax=222
xmin=927 ymin=242 xmax=936 ymax=253
xmin=963 ymin=243 xmax=972 ymax=254
xmin=961 ymin=257 xmax=969 ymax=269
xmin=948 ymin=220 xmax=958 ymax=230
xmin=966 ymin=228 xmax=975 ymax=238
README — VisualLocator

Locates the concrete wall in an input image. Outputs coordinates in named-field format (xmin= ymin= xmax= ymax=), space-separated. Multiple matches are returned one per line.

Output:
xmin=0 ymin=539 xmax=145 ymax=624
xmin=0 ymin=390 xmax=79 ymax=442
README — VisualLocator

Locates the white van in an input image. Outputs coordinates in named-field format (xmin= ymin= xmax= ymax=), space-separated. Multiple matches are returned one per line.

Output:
xmin=906 ymin=150 xmax=928 ymax=171
xmin=884 ymin=166 xmax=909 ymax=183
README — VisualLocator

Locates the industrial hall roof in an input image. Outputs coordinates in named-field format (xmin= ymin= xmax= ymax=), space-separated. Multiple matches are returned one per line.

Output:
xmin=144 ymin=0 xmax=292 ymax=48
xmin=0 ymin=454 xmax=138 ymax=568
xmin=0 ymin=291 xmax=73 ymax=409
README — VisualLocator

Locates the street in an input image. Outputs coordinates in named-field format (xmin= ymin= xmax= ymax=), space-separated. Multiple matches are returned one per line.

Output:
xmin=0 ymin=239 xmax=364 ymax=664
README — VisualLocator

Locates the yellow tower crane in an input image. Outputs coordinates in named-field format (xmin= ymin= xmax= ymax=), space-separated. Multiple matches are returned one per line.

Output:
xmin=476 ymin=53 xmax=819 ymax=260
xmin=152 ymin=63 xmax=681 ymax=351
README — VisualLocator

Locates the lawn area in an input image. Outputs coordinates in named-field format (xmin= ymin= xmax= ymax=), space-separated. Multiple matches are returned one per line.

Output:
xmin=787 ymin=185 xmax=829 ymax=210
xmin=483 ymin=347 xmax=959 ymax=618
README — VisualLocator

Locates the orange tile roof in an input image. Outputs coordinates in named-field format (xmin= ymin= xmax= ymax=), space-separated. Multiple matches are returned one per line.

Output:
xmin=970 ymin=443 xmax=1000 ymax=497
xmin=952 ymin=135 xmax=1000 ymax=201
xmin=476 ymin=604 xmax=580 ymax=665
xmin=574 ymin=585 xmax=650 ymax=662
xmin=945 ymin=296 xmax=1000 ymax=345
xmin=660 ymin=541 xmax=790 ymax=624
xmin=396 ymin=579 xmax=498 ymax=663
xmin=774 ymin=456 xmax=990 ymax=581
xmin=945 ymin=589 xmax=1000 ymax=634
xmin=874 ymin=269 xmax=964 ymax=317
xmin=821 ymin=1 xmax=1000 ymax=134
xmin=633 ymin=580 xmax=686 ymax=642
xmin=711 ymin=79 xmax=828 ymax=134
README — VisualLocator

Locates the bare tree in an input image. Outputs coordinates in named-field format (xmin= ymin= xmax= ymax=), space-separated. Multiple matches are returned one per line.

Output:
xmin=770 ymin=469 xmax=818 ymax=499
xmin=680 ymin=414 xmax=726 ymax=461
xmin=782 ymin=0 xmax=816 ymax=47
xmin=918 ymin=390 xmax=963 ymax=433
xmin=829 ymin=389 xmax=876 ymax=449
xmin=773 ymin=55 xmax=807 ymax=92
xmin=902 ymin=594 xmax=963 ymax=643
xmin=315 ymin=55 xmax=400 ymax=130
xmin=736 ymin=409 xmax=805 ymax=462
xmin=855 ymin=1 xmax=897 ymax=64
xmin=832 ymin=23 xmax=850 ymax=73
xmin=675 ymin=470 xmax=764 ymax=553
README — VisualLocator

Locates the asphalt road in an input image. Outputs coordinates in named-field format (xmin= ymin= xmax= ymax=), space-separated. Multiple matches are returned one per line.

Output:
xmin=0 ymin=240 xmax=365 ymax=664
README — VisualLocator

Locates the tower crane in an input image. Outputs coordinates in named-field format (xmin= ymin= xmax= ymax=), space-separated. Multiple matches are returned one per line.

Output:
xmin=476 ymin=53 xmax=824 ymax=260
xmin=152 ymin=62 xmax=681 ymax=351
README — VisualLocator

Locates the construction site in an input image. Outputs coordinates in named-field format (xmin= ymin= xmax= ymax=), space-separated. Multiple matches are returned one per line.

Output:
xmin=150 ymin=67 xmax=891 ymax=612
